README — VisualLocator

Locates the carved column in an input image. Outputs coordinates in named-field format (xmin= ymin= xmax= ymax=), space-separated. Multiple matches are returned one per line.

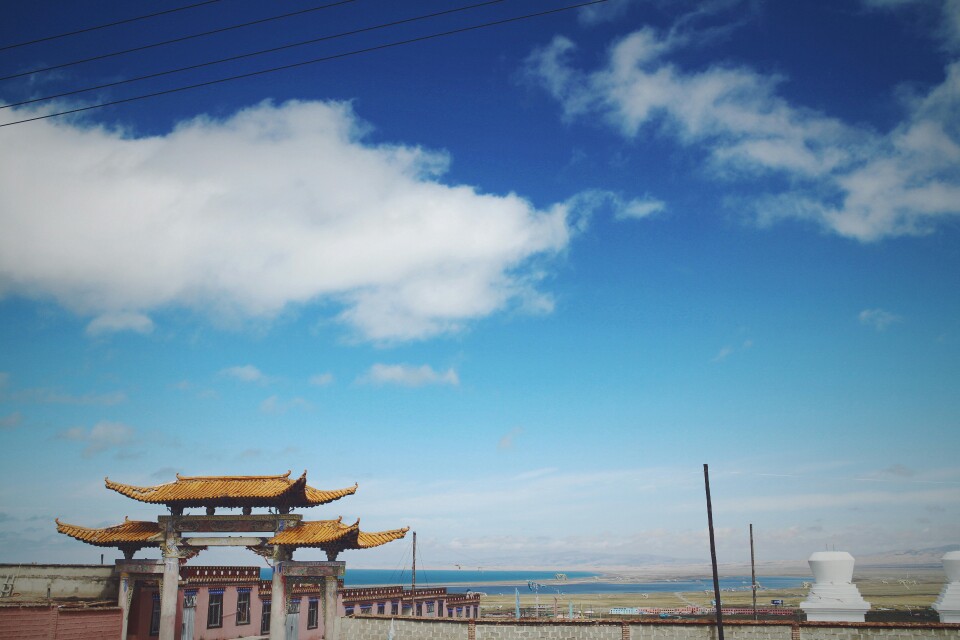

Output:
xmin=270 ymin=548 xmax=291 ymax=640
xmin=159 ymin=524 xmax=183 ymax=640
xmin=322 ymin=574 xmax=339 ymax=640
xmin=158 ymin=556 xmax=180 ymax=640
xmin=118 ymin=574 xmax=134 ymax=640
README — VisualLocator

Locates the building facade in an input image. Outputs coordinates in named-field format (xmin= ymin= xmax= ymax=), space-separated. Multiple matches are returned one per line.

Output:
xmin=120 ymin=566 xmax=479 ymax=640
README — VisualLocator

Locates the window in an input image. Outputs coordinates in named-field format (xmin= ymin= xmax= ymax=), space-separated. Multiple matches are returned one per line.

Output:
xmin=377 ymin=603 xmax=385 ymax=615
xmin=207 ymin=591 xmax=223 ymax=629
xmin=307 ymin=599 xmax=319 ymax=629
xmin=149 ymin=594 xmax=161 ymax=636
xmin=260 ymin=601 xmax=271 ymax=635
xmin=236 ymin=590 xmax=251 ymax=625
xmin=426 ymin=602 xmax=434 ymax=614
xmin=391 ymin=602 xmax=399 ymax=615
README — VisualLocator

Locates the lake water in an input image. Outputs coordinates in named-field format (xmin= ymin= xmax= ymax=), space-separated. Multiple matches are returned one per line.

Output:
xmin=340 ymin=569 xmax=809 ymax=595
xmin=343 ymin=569 xmax=597 ymax=586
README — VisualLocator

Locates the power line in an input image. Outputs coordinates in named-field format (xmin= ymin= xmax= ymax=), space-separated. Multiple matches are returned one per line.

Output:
xmin=0 ymin=0 xmax=357 ymax=82
xmin=0 ymin=1 xmax=222 ymax=52
xmin=0 ymin=0 xmax=608 ymax=128
xmin=2 ymin=0 xmax=509 ymax=110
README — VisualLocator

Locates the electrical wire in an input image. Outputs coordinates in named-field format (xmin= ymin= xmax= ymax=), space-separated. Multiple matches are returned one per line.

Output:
xmin=0 ymin=0 xmax=222 ymax=52
xmin=0 ymin=0 xmax=608 ymax=128
xmin=0 ymin=0 xmax=357 ymax=82
xmin=1 ymin=0 xmax=509 ymax=110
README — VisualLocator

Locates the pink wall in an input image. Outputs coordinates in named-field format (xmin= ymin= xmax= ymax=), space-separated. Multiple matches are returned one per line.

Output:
xmin=189 ymin=585 xmax=259 ymax=640
xmin=118 ymin=576 xmax=476 ymax=639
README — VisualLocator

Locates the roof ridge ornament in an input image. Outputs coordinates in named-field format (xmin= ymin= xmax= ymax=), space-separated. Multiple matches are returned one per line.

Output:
xmin=174 ymin=470 xmax=293 ymax=480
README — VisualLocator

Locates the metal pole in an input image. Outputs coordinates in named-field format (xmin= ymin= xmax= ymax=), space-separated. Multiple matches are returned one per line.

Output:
xmin=703 ymin=464 xmax=725 ymax=640
xmin=750 ymin=524 xmax=757 ymax=620
xmin=410 ymin=531 xmax=416 ymax=616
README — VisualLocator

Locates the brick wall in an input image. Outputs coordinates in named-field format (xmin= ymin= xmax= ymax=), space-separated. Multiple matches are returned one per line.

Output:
xmin=797 ymin=621 xmax=960 ymax=639
xmin=629 ymin=620 xmax=792 ymax=639
xmin=0 ymin=605 xmax=56 ymax=639
xmin=54 ymin=607 xmax=122 ymax=640
xmin=341 ymin=616 xmax=470 ymax=640
xmin=342 ymin=616 xmax=960 ymax=640
xmin=0 ymin=604 xmax=120 ymax=640
xmin=476 ymin=619 xmax=623 ymax=640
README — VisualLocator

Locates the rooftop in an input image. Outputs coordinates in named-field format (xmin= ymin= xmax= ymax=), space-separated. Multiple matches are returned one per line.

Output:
xmin=104 ymin=470 xmax=357 ymax=509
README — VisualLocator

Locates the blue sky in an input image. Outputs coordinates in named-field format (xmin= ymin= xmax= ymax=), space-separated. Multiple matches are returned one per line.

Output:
xmin=1 ymin=0 xmax=959 ymax=570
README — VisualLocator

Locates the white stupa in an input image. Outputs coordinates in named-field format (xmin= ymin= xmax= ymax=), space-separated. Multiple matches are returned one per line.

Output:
xmin=799 ymin=551 xmax=870 ymax=622
xmin=933 ymin=550 xmax=960 ymax=623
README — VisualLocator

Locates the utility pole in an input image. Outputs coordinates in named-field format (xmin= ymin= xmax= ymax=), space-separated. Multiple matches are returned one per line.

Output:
xmin=410 ymin=531 xmax=416 ymax=616
xmin=703 ymin=464 xmax=725 ymax=640
xmin=750 ymin=524 xmax=757 ymax=620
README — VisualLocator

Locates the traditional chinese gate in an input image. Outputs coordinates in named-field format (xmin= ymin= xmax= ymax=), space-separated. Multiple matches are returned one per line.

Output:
xmin=56 ymin=471 xmax=407 ymax=640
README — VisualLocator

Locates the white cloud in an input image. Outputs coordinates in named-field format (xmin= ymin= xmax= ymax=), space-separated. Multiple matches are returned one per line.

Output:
xmin=58 ymin=421 xmax=136 ymax=457
xmin=861 ymin=0 xmax=960 ymax=51
xmin=170 ymin=379 xmax=218 ymax=399
xmin=527 ymin=27 xmax=960 ymax=241
xmin=859 ymin=308 xmax=903 ymax=331
xmin=711 ymin=345 xmax=734 ymax=362
xmin=359 ymin=363 xmax=459 ymax=387
xmin=0 ymin=412 xmax=22 ymax=429
xmin=0 ymin=100 xmax=575 ymax=341
xmin=563 ymin=189 xmax=664 ymax=225
xmin=219 ymin=364 xmax=267 ymax=383
xmin=719 ymin=487 xmax=960 ymax=513
xmin=308 ymin=372 xmax=334 ymax=387
xmin=259 ymin=395 xmax=311 ymax=414
xmin=881 ymin=464 xmax=916 ymax=478
xmin=85 ymin=311 xmax=154 ymax=336
xmin=498 ymin=427 xmax=524 ymax=451
xmin=513 ymin=467 xmax=557 ymax=480
xmin=11 ymin=388 xmax=126 ymax=405
xmin=578 ymin=0 xmax=633 ymax=26
xmin=618 ymin=196 xmax=666 ymax=220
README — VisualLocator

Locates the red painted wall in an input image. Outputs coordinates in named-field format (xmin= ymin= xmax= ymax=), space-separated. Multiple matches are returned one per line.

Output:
xmin=0 ymin=604 xmax=120 ymax=640
xmin=0 ymin=605 xmax=56 ymax=640
xmin=55 ymin=608 xmax=122 ymax=639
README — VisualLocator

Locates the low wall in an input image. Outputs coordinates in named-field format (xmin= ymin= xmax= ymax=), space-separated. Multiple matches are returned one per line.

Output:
xmin=342 ymin=616 xmax=960 ymax=640
xmin=0 ymin=564 xmax=118 ymax=601
xmin=0 ymin=603 xmax=122 ymax=639
xmin=342 ymin=617 xmax=468 ymax=640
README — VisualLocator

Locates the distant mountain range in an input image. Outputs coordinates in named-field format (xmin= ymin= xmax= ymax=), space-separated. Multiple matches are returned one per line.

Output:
xmin=414 ymin=545 xmax=960 ymax=574
xmin=855 ymin=544 xmax=960 ymax=567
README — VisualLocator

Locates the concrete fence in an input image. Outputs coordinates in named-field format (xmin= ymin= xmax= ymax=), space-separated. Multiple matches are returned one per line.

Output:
xmin=342 ymin=615 xmax=960 ymax=640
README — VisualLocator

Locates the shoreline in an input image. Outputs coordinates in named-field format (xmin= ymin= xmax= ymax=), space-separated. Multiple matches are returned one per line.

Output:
xmin=344 ymin=562 xmax=945 ymax=590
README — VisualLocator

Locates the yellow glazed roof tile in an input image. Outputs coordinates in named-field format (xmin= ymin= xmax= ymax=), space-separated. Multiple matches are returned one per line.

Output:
xmin=55 ymin=517 xmax=162 ymax=546
xmin=104 ymin=470 xmax=357 ymax=508
xmin=356 ymin=528 xmax=410 ymax=548
xmin=269 ymin=518 xmax=408 ymax=550
xmin=269 ymin=518 xmax=355 ymax=546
